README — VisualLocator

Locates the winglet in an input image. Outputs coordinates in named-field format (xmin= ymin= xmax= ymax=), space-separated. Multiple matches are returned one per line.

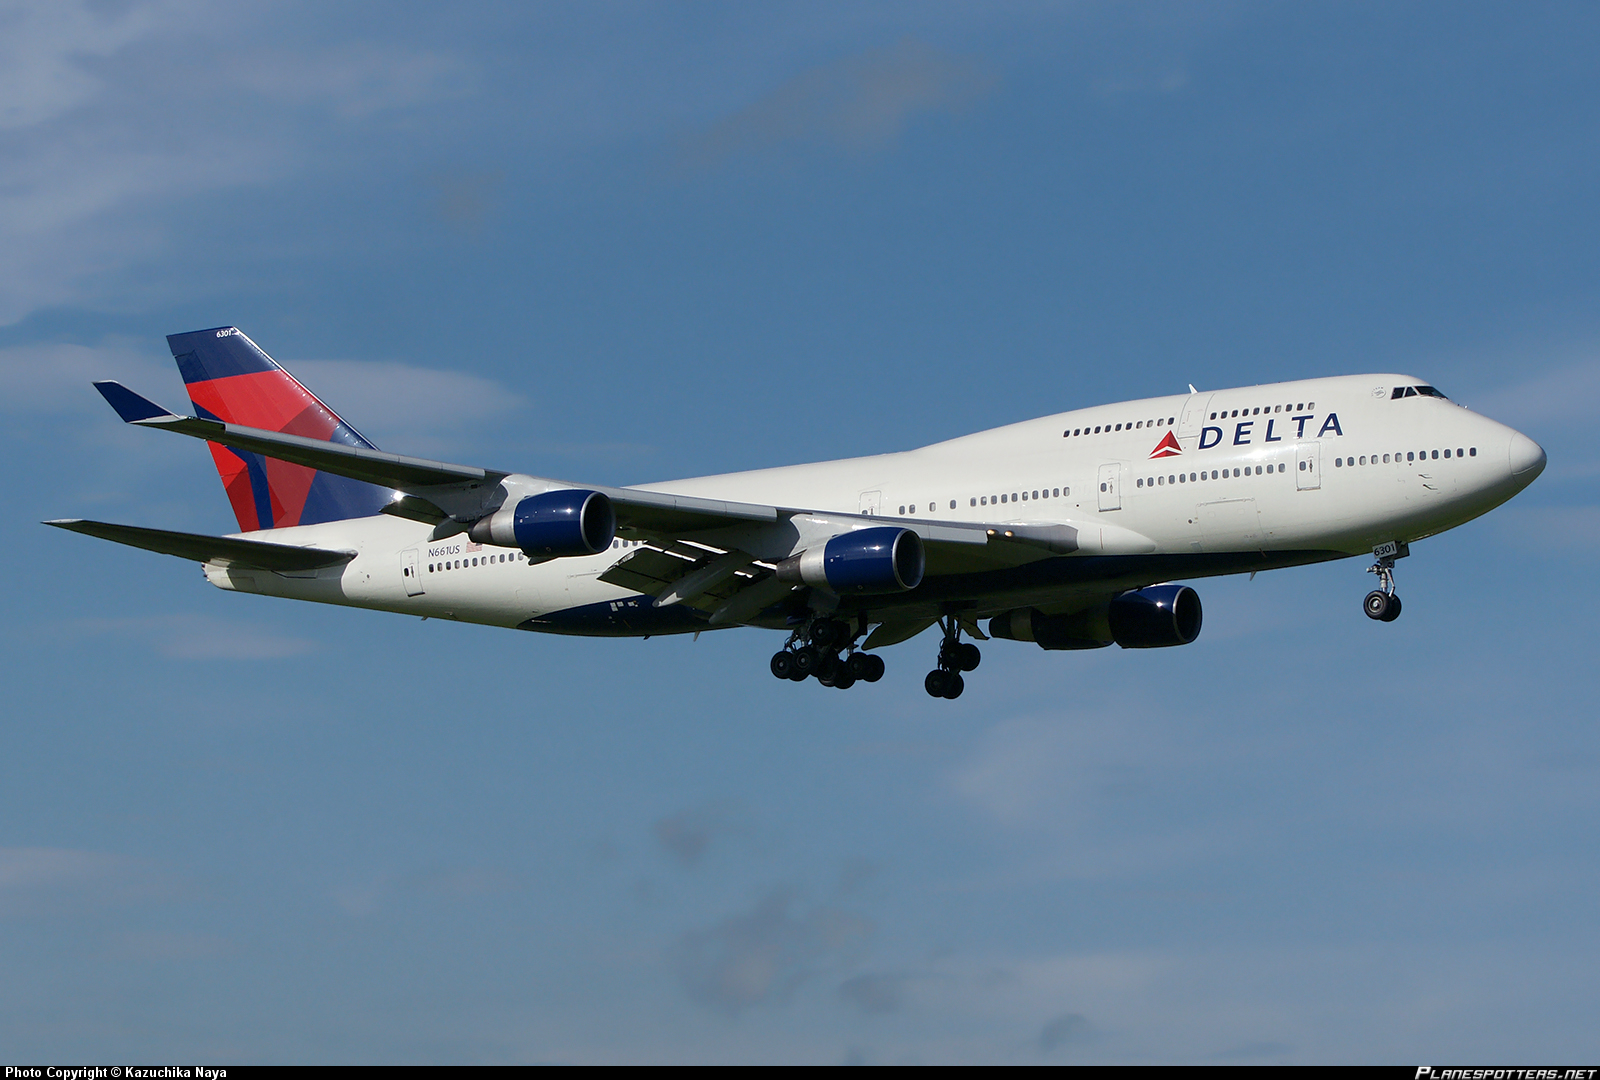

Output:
xmin=94 ymin=381 xmax=176 ymax=424
xmin=1188 ymin=383 xmax=1199 ymax=394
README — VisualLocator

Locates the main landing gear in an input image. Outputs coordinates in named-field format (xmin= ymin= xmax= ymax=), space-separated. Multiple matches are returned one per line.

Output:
xmin=769 ymin=616 xmax=885 ymax=690
xmin=924 ymin=616 xmax=981 ymax=700
xmin=1363 ymin=542 xmax=1408 ymax=622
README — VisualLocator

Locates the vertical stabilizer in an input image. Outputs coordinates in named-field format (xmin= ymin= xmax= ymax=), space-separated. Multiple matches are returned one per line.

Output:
xmin=166 ymin=327 xmax=390 ymax=531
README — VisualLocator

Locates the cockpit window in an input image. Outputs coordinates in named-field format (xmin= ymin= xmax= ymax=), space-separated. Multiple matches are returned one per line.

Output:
xmin=1392 ymin=385 xmax=1449 ymax=400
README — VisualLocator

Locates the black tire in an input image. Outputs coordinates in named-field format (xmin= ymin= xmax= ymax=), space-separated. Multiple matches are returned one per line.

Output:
xmin=792 ymin=646 xmax=817 ymax=676
xmin=865 ymin=654 xmax=886 ymax=682
xmin=815 ymin=652 xmax=842 ymax=682
xmin=845 ymin=652 xmax=872 ymax=680
xmin=1381 ymin=593 xmax=1402 ymax=622
xmin=924 ymin=669 xmax=948 ymax=697
xmin=832 ymin=671 xmax=856 ymax=690
xmin=770 ymin=651 xmax=793 ymax=679
xmin=942 ymin=672 xmax=965 ymax=699
xmin=956 ymin=642 xmax=981 ymax=672
xmin=1363 ymin=590 xmax=1391 ymax=621
xmin=789 ymin=665 xmax=809 ymax=682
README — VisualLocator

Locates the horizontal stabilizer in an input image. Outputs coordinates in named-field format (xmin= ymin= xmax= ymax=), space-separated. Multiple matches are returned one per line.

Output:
xmin=95 ymin=381 xmax=175 ymax=424
xmin=44 ymin=519 xmax=355 ymax=572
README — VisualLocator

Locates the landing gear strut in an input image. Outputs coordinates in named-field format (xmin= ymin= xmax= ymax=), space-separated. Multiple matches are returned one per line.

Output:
xmin=769 ymin=616 xmax=884 ymax=689
xmin=1363 ymin=541 xmax=1408 ymax=622
xmin=925 ymin=616 xmax=980 ymax=699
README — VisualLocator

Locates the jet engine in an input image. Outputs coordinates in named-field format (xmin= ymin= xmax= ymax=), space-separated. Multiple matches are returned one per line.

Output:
xmin=775 ymin=526 xmax=924 ymax=594
xmin=468 ymin=489 xmax=615 ymax=557
xmin=989 ymin=584 xmax=1202 ymax=650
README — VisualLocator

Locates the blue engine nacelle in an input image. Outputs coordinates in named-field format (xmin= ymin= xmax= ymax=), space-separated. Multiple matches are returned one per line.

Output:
xmin=1108 ymin=584 xmax=1202 ymax=648
xmin=775 ymin=527 xmax=925 ymax=594
xmin=469 ymin=489 xmax=615 ymax=557
xmin=989 ymin=584 xmax=1202 ymax=650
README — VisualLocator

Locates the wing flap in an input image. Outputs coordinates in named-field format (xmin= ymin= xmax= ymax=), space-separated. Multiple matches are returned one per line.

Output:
xmin=45 ymin=519 xmax=355 ymax=572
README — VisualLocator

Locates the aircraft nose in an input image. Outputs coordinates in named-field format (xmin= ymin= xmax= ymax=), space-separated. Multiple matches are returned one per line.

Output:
xmin=1508 ymin=430 xmax=1546 ymax=479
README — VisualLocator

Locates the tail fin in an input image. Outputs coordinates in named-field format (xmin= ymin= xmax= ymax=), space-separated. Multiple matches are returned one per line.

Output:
xmin=167 ymin=327 xmax=391 ymax=531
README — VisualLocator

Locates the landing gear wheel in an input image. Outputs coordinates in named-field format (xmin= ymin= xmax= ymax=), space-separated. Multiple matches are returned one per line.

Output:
xmin=955 ymin=642 xmax=981 ymax=672
xmin=1381 ymin=593 xmax=1402 ymax=622
xmin=845 ymin=652 xmax=873 ymax=680
xmin=942 ymin=672 xmax=965 ymax=700
xmin=924 ymin=669 xmax=949 ymax=698
xmin=832 ymin=671 xmax=856 ymax=690
xmin=770 ymin=651 xmax=794 ymax=679
xmin=864 ymin=654 xmax=885 ymax=682
xmin=792 ymin=646 xmax=817 ymax=677
xmin=1363 ymin=590 xmax=1392 ymax=621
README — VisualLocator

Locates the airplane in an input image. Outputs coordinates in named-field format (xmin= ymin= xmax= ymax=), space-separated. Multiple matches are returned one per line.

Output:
xmin=47 ymin=327 xmax=1546 ymax=699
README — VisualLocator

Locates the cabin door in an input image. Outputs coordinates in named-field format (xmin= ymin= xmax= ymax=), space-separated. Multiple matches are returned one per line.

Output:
xmin=1097 ymin=463 xmax=1122 ymax=511
xmin=1296 ymin=442 xmax=1321 ymax=490
xmin=402 ymin=548 xmax=424 ymax=596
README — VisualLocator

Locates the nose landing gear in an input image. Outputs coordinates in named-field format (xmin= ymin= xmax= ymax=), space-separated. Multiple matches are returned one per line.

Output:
xmin=925 ymin=616 xmax=981 ymax=699
xmin=1363 ymin=541 xmax=1408 ymax=622
xmin=769 ymin=616 xmax=885 ymax=689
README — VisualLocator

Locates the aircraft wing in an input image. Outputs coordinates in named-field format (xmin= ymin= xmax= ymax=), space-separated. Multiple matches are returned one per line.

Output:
xmin=44 ymin=519 xmax=355 ymax=572
xmin=94 ymin=381 xmax=784 ymax=535
xmin=92 ymin=381 xmax=1149 ymax=587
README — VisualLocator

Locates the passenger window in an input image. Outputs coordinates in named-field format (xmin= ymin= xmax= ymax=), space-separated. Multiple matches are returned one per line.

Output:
xmin=1256 ymin=466 xmax=1263 ymax=474
xmin=1136 ymin=421 xmax=1143 ymax=428
xmin=1456 ymin=448 xmax=1464 ymax=458
xmin=1336 ymin=458 xmax=1342 ymax=467
xmin=1138 ymin=478 xmax=1144 ymax=487
xmin=1470 ymin=447 xmax=1476 ymax=456
xmin=1432 ymin=450 xmax=1439 ymax=459
xmin=950 ymin=500 xmax=956 ymax=509
xmin=1443 ymin=449 xmax=1450 ymax=458
xmin=1032 ymin=490 xmax=1039 ymax=499
xmin=898 ymin=505 xmax=905 ymax=514
xmin=1210 ymin=412 xmax=1217 ymax=420
xmin=971 ymin=497 xmax=977 ymax=506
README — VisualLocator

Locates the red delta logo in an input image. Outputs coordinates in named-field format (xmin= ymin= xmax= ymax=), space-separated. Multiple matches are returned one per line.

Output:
xmin=1149 ymin=430 xmax=1182 ymax=458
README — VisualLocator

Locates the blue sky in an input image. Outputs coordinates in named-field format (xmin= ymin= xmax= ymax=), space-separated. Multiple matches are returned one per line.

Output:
xmin=2 ymin=1 xmax=1597 ymax=1063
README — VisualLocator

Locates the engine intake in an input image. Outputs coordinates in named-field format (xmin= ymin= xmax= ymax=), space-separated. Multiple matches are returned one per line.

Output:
xmin=469 ymin=489 xmax=615 ymax=557
xmin=989 ymin=584 xmax=1202 ymax=651
xmin=1108 ymin=584 xmax=1202 ymax=648
xmin=775 ymin=527 xmax=924 ymax=594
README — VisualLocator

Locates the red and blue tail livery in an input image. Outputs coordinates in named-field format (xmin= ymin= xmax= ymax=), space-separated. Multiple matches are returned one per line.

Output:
xmin=167 ymin=327 xmax=390 ymax=530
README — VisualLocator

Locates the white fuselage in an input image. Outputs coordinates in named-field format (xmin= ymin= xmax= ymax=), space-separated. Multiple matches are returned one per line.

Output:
xmin=201 ymin=374 xmax=1544 ymax=635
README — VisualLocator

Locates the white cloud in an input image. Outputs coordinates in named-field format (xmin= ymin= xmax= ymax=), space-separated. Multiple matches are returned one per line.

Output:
xmin=73 ymin=614 xmax=316 ymax=660
xmin=0 ymin=341 xmax=172 ymax=412
xmin=285 ymin=359 xmax=525 ymax=446
xmin=233 ymin=43 xmax=474 ymax=119
xmin=0 ymin=846 xmax=166 ymax=915
xmin=1471 ymin=355 xmax=1600 ymax=427
xmin=1495 ymin=505 xmax=1600 ymax=552
xmin=682 ymin=38 xmax=994 ymax=165
xmin=0 ymin=0 xmax=184 ymax=131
